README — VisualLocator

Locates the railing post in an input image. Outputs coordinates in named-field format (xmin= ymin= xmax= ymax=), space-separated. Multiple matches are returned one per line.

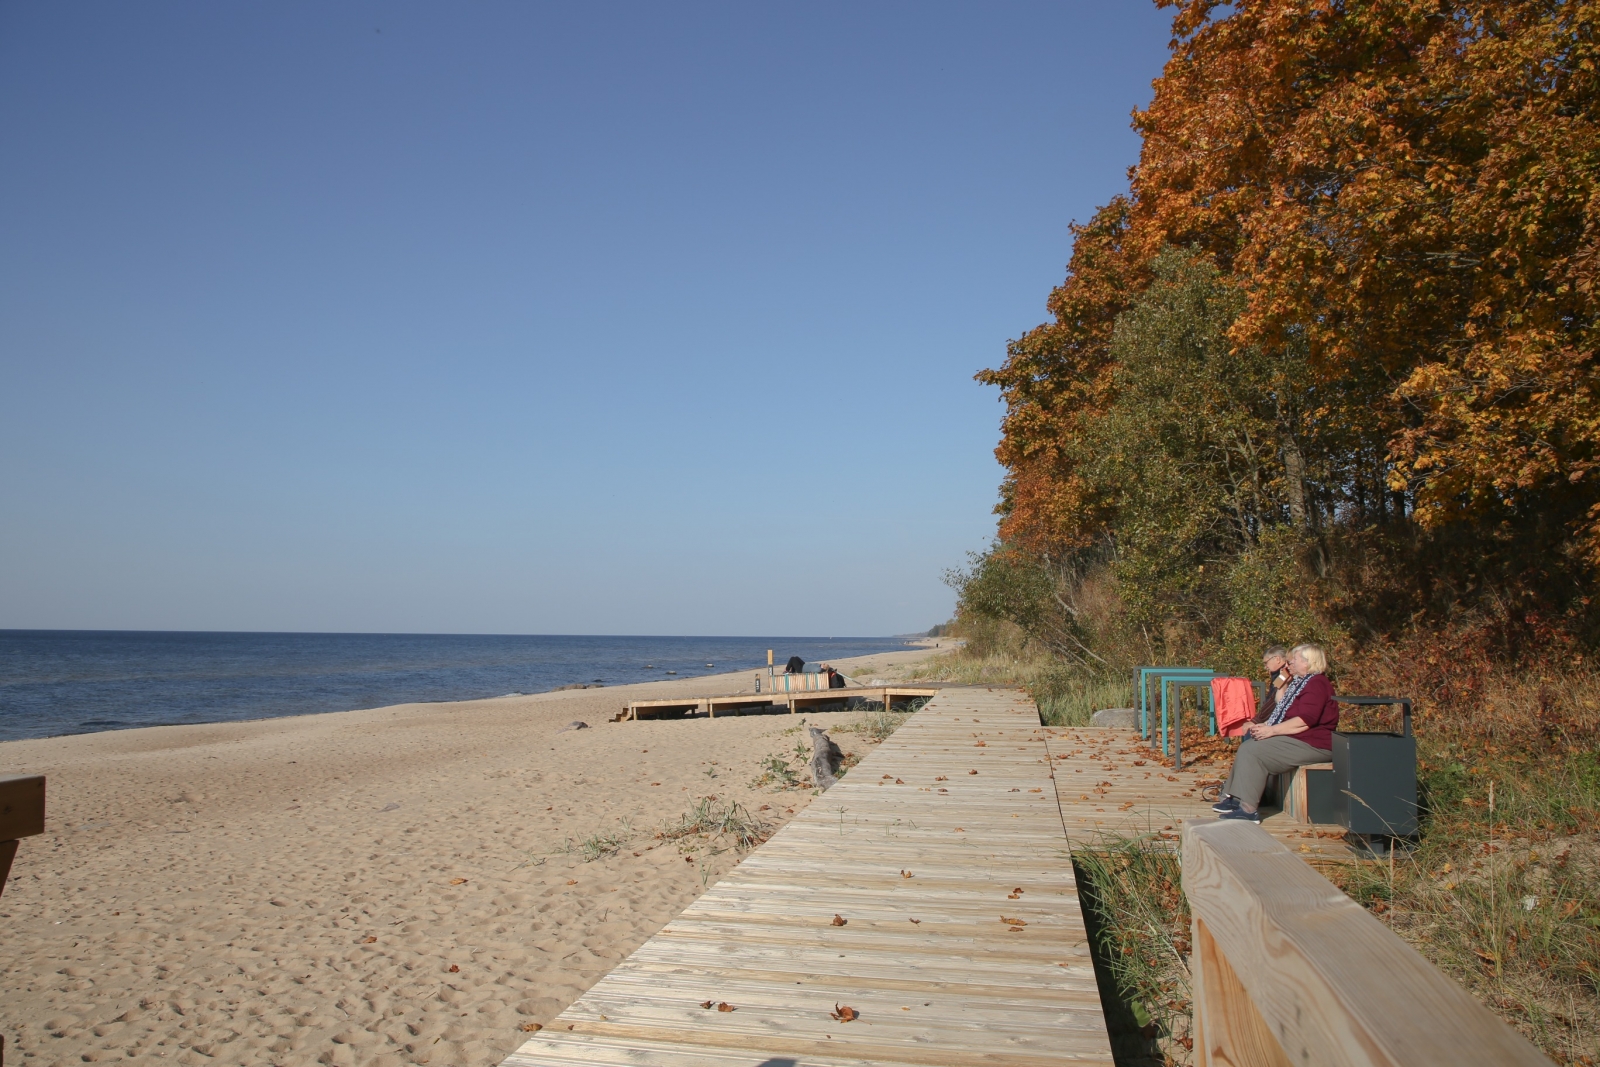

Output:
xmin=1182 ymin=819 xmax=1553 ymax=1066
xmin=1191 ymin=913 xmax=1291 ymax=1067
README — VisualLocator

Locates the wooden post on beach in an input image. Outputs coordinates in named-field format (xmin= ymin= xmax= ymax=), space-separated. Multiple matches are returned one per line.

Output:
xmin=0 ymin=775 xmax=45 ymax=901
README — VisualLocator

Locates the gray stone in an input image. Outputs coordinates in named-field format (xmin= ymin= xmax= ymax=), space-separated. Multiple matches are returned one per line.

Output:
xmin=808 ymin=727 xmax=844 ymax=790
xmin=557 ymin=720 xmax=590 ymax=733
xmin=1091 ymin=707 xmax=1139 ymax=729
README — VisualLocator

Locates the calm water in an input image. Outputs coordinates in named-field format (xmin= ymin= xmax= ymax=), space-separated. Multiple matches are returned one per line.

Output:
xmin=0 ymin=631 xmax=914 ymax=742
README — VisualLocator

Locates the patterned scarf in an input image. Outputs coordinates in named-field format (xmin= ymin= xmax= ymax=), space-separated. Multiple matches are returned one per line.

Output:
xmin=1265 ymin=672 xmax=1314 ymax=727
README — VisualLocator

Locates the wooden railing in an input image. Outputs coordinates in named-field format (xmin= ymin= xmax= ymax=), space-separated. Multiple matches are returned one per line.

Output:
xmin=1183 ymin=819 xmax=1552 ymax=1067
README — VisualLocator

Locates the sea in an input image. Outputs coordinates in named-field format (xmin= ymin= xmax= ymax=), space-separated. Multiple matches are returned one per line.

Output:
xmin=0 ymin=631 xmax=917 ymax=743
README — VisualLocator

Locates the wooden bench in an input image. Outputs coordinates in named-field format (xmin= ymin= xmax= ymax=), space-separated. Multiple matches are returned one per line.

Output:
xmin=1184 ymin=819 xmax=1552 ymax=1066
xmin=1282 ymin=761 xmax=1334 ymax=824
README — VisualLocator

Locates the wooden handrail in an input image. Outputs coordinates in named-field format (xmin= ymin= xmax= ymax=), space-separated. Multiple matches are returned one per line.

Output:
xmin=1182 ymin=819 xmax=1551 ymax=1067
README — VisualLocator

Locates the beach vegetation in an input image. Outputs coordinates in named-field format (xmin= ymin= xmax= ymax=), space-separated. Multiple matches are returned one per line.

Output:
xmin=558 ymin=818 xmax=635 ymax=863
xmin=659 ymin=798 xmax=770 ymax=852
xmin=1072 ymin=836 xmax=1191 ymax=1065
xmin=751 ymin=753 xmax=803 ymax=790
xmin=836 ymin=707 xmax=915 ymax=743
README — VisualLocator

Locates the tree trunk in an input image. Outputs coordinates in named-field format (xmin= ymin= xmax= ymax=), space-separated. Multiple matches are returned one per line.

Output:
xmin=1277 ymin=397 xmax=1308 ymax=529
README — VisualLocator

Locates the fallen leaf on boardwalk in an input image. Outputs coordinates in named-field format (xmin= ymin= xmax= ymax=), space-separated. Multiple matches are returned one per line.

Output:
xmin=448 ymin=964 xmax=461 ymax=973
xmin=934 ymin=776 xmax=948 ymax=781
xmin=1000 ymin=916 xmax=1027 ymax=926
xmin=520 ymin=1022 xmax=543 ymax=1032
xmin=901 ymin=870 xmax=913 ymax=878
xmin=449 ymin=878 xmax=468 ymax=885
xmin=937 ymin=788 xmax=948 ymax=793
xmin=909 ymin=918 xmax=921 ymax=924
xmin=831 ymin=914 xmax=847 ymax=926
xmin=1133 ymin=760 xmax=1146 ymax=766
xmin=1029 ymin=788 xmax=1043 ymax=793
xmin=895 ymin=778 xmax=904 ymax=784
xmin=968 ymin=770 xmax=978 ymax=775
xmin=882 ymin=774 xmax=893 ymax=779
xmin=831 ymin=1004 xmax=859 ymax=1022
xmin=717 ymin=1002 xmax=736 ymax=1012
xmin=974 ymin=741 xmax=986 ymax=747
xmin=953 ymin=827 xmax=965 ymax=832
xmin=700 ymin=1000 xmax=714 ymax=1009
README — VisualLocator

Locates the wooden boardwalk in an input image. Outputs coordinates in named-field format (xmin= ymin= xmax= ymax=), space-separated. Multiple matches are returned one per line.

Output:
xmin=504 ymin=687 xmax=1113 ymax=1067
xmin=501 ymin=688 xmax=1357 ymax=1067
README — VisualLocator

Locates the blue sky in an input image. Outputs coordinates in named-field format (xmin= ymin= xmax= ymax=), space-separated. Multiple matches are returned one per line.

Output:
xmin=0 ymin=2 xmax=1171 ymax=636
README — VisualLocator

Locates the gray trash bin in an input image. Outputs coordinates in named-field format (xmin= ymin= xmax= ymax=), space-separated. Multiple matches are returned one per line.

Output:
xmin=1331 ymin=696 xmax=1417 ymax=838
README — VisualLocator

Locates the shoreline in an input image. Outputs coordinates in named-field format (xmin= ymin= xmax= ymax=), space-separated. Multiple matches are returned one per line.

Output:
xmin=0 ymin=642 xmax=956 ymax=1067
xmin=0 ymin=637 xmax=943 ymax=746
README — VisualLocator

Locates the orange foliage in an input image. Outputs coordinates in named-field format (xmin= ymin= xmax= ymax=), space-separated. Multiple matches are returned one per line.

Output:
xmin=984 ymin=0 xmax=1600 ymax=580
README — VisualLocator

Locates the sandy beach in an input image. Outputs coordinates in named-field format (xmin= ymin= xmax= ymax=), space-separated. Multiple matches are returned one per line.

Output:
xmin=0 ymin=644 xmax=951 ymax=1067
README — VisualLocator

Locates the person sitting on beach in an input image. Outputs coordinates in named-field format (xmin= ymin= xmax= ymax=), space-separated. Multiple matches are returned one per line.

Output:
xmin=824 ymin=665 xmax=846 ymax=689
xmin=1213 ymin=643 xmax=1339 ymax=823
xmin=1255 ymin=645 xmax=1291 ymax=723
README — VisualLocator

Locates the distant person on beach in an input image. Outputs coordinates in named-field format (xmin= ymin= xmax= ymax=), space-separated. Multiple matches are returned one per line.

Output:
xmin=1213 ymin=643 xmax=1339 ymax=824
xmin=824 ymin=665 xmax=845 ymax=689
xmin=785 ymin=656 xmax=805 ymax=674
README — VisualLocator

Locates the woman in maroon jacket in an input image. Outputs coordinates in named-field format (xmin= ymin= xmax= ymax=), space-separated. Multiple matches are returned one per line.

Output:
xmin=1212 ymin=643 xmax=1339 ymax=823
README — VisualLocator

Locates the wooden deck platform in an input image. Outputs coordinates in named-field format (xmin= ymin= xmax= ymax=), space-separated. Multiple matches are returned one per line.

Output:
xmin=1042 ymin=725 xmax=1357 ymax=862
xmin=624 ymin=686 xmax=940 ymax=721
xmin=505 ymin=688 xmax=1362 ymax=1067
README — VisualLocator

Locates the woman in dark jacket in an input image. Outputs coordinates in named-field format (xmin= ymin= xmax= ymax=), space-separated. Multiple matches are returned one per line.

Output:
xmin=1212 ymin=643 xmax=1339 ymax=823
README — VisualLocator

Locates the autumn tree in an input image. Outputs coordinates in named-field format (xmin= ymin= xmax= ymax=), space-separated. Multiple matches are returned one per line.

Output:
xmin=975 ymin=0 xmax=1600 ymax=663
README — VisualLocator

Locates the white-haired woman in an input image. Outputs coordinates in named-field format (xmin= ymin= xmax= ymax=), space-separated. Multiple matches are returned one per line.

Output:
xmin=1213 ymin=643 xmax=1339 ymax=823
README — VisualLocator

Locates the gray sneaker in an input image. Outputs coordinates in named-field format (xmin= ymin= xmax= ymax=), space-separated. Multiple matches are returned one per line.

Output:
xmin=1218 ymin=807 xmax=1261 ymax=824
xmin=1211 ymin=794 xmax=1240 ymax=814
